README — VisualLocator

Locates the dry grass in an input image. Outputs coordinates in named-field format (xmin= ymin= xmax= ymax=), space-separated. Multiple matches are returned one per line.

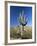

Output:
xmin=10 ymin=26 xmax=32 ymax=40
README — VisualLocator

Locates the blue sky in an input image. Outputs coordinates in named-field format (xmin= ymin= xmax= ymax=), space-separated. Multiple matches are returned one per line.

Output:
xmin=10 ymin=6 xmax=32 ymax=27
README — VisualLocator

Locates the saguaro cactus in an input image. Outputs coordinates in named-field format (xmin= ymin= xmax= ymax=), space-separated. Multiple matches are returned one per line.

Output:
xmin=18 ymin=11 xmax=27 ymax=36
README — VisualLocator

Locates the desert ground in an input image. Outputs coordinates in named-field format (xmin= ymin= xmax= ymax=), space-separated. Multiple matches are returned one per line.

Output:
xmin=10 ymin=26 xmax=32 ymax=40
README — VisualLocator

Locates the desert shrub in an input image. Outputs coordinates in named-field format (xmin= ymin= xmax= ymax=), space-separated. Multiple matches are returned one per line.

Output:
xmin=10 ymin=27 xmax=21 ymax=39
xmin=21 ymin=31 xmax=32 ymax=39
xmin=10 ymin=26 xmax=32 ymax=39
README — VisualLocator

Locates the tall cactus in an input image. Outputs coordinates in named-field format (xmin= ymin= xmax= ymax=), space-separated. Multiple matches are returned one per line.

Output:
xmin=18 ymin=11 xmax=27 ymax=36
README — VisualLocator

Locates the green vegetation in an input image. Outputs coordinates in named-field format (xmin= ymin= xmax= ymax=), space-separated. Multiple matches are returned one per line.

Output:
xmin=10 ymin=26 xmax=32 ymax=40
